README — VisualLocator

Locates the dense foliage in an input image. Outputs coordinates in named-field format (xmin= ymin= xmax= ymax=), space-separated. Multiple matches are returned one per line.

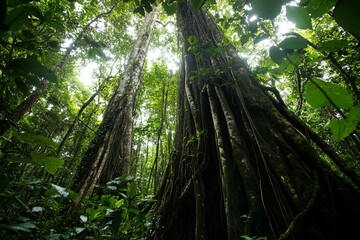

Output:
xmin=0 ymin=0 xmax=359 ymax=239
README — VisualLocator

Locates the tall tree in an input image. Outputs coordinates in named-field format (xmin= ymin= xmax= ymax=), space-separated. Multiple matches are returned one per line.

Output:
xmin=151 ymin=2 xmax=360 ymax=240
xmin=72 ymin=7 xmax=159 ymax=204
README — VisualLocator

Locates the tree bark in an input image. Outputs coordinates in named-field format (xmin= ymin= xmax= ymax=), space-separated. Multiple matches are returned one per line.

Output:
xmin=150 ymin=3 xmax=360 ymax=240
xmin=71 ymin=6 xmax=159 ymax=205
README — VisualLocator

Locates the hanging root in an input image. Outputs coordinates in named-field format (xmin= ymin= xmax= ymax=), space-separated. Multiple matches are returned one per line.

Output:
xmin=278 ymin=172 xmax=320 ymax=240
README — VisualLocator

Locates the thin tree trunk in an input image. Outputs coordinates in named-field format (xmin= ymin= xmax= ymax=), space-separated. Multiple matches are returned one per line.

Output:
xmin=151 ymin=3 xmax=360 ymax=240
xmin=147 ymin=77 xmax=172 ymax=194
xmin=71 ymin=6 xmax=159 ymax=206
xmin=56 ymin=76 xmax=110 ymax=156
xmin=130 ymin=135 xmax=142 ymax=175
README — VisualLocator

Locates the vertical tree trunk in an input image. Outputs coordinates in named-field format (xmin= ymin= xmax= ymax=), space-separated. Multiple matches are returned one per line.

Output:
xmin=56 ymin=76 xmax=110 ymax=157
xmin=71 ymin=7 xmax=159 ymax=204
xmin=151 ymin=3 xmax=360 ymax=240
xmin=147 ymin=77 xmax=172 ymax=194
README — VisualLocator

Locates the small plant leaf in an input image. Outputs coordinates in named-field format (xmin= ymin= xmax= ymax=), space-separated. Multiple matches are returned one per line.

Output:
xmin=162 ymin=2 xmax=177 ymax=15
xmin=251 ymin=0 xmax=282 ymax=20
xmin=330 ymin=106 xmax=360 ymax=141
xmin=134 ymin=6 xmax=145 ymax=16
xmin=30 ymin=152 xmax=64 ymax=175
xmin=333 ymin=0 xmax=360 ymax=35
xmin=286 ymin=6 xmax=312 ymax=29
xmin=269 ymin=46 xmax=283 ymax=65
xmin=318 ymin=39 xmax=349 ymax=52
xmin=191 ymin=0 xmax=205 ymax=10
xmin=307 ymin=0 xmax=338 ymax=18
xmin=80 ymin=215 xmax=88 ymax=223
xmin=305 ymin=78 xmax=353 ymax=109
xmin=288 ymin=52 xmax=303 ymax=66
xmin=13 ymin=132 xmax=58 ymax=148
xmin=279 ymin=37 xmax=308 ymax=50
xmin=254 ymin=33 xmax=268 ymax=44
xmin=7 ymin=222 xmax=36 ymax=232
xmin=50 ymin=184 xmax=69 ymax=197
xmin=188 ymin=35 xmax=197 ymax=45
xmin=8 ymin=56 xmax=57 ymax=84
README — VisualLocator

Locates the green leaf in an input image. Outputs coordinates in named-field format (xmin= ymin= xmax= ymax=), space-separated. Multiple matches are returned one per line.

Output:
xmin=30 ymin=152 xmax=64 ymax=175
xmin=307 ymin=0 xmax=338 ymax=18
xmin=188 ymin=35 xmax=197 ymax=45
xmin=7 ymin=222 xmax=36 ymax=232
xmin=288 ymin=52 xmax=303 ymax=65
xmin=32 ymin=206 xmax=44 ymax=213
xmin=25 ymin=75 xmax=42 ymax=88
xmin=50 ymin=184 xmax=69 ymax=197
xmin=13 ymin=132 xmax=58 ymax=148
xmin=318 ymin=39 xmax=349 ymax=52
xmin=75 ymin=227 xmax=85 ymax=234
xmin=333 ymin=0 xmax=360 ymax=35
xmin=269 ymin=46 xmax=283 ymax=65
xmin=286 ymin=6 xmax=312 ymax=29
xmin=4 ymin=6 xmax=29 ymax=31
xmin=305 ymin=78 xmax=353 ymax=109
xmin=48 ymin=37 xmax=60 ymax=49
xmin=89 ymin=207 xmax=106 ymax=221
xmin=22 ymin=30 xmax=35 ymax=40
xmin=162 ymin=2 xmax=177 ymax=15
xmin=300 ymin=0 xmax=311 ymax=6
xmin=251 ymin=0 xmax=282 ymax=20
xmin=240 ymin=35 xmax=250 ymax=45
xmin=248 ymin=21 xmax=258 ymax=33
xmin=279 ymin=37 xmax=308 ymax=50
xmin=330 ymin=106 xmax=360 ymax=141
xmin=28 ymin=6 xmax=44 ymax=22
xmin=107 ymin=185 xmax=117 ymax=191
xmin=115 ymin=199 xmax=125 ymax=208
xmin=129 ymin=181 xmax=138 ymax=198
xmin=134 ymin=6 xmax=145 ymax=16
xmin=14 ymin=78 xmax=29 ymax=94
xmin=253 ymin=33 xmax=268 ymax=44
xmin=45 ymin=187 xmax=60 ymax=198
xmin=192 ymin=0 xmax=206 ymax=10
xmin=80 ymin=215 xmax=88 ymax=223
xmin=45 ymin=187 xmax=61 ymax=198
xmin=143 ymin=2 xmax=152 ymax=13
xmin=8 ymin=56 xmax=57 ymax=84
xmin=7 ymin=0 xmax=33 ymax=8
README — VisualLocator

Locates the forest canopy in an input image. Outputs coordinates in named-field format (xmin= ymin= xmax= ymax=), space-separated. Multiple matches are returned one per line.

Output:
xmin=0 ymin=0 xmax=360 ymax=239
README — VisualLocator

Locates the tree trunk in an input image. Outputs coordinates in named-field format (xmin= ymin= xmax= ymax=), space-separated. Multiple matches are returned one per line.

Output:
xmin=147 ymin=77 xmax=172 ymax=194
xmin=71 ymin=7 xmax=159 ymax=204
xmin=56 ymin=76 xmax=110 ymax=157
xmin=151 ymin=3 xmax=360 ymax=240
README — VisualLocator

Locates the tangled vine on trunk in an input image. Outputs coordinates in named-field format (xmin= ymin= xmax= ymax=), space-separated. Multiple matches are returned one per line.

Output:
xmin=150 ymin=3 xmax=360 ymax=240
